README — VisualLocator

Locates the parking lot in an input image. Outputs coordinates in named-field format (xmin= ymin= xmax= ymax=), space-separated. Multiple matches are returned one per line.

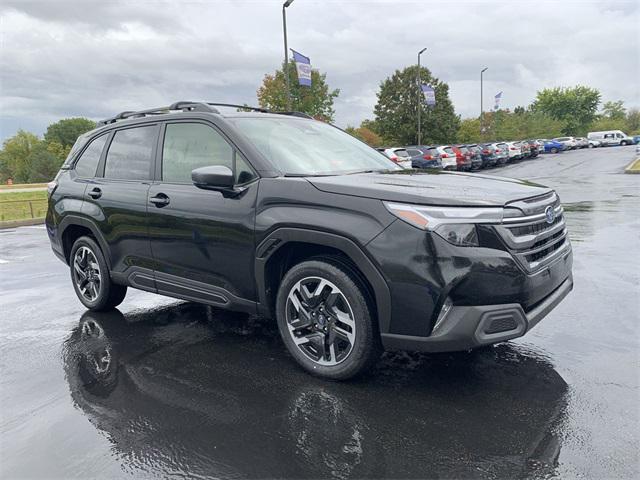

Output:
xmin=0 ymin=146 xmax=638 ymax=479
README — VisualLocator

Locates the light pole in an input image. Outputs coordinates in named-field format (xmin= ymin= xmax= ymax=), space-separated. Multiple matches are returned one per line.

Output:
xmin=480 ymin=67 xmax=488 ymax=139
xmin=417 ymin=47 xmax=427 ymax=146
xmin=282 ymin=0 xmax=295 ymax=111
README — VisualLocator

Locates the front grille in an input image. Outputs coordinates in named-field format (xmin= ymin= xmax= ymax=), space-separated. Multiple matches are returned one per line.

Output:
xmin=494 ymin=193 xmax=570 ymax=272
xmin=509 ymin=213 xmax=563 ymax=237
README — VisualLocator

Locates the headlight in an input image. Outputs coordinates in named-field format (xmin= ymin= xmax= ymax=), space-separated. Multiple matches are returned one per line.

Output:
xmin=434 ymin=224 xmax=479 ymax=246
xmin=384 ymin=202 xmax=503 ymax=246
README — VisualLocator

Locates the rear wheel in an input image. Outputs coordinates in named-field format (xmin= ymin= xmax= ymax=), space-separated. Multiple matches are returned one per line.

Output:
xmin=276 ymin=260 xmax=381 ymax=380
xmin=620 ymin=140 xmax=628 ymax=146
xmin=70 ymin=236 xmax=127 ymax=311
xmin=550 ymin=147 xmax=558 ymax=153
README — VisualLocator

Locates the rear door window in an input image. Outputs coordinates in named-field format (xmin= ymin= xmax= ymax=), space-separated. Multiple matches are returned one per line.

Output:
xmin=74 ymin=134 xmax=108 ymax=178
xmin=104 ymin=126 xmax=157 ymax=180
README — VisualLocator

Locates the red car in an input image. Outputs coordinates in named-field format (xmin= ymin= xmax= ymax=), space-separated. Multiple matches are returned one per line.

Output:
xmin=451 ymin=146 xmax=472 ymax=171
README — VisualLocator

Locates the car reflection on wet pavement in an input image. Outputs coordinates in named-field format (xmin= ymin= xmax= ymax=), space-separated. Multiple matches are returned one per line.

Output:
xmin=1 ymin=146 xmax=638 ymax=479
xmin=63 ymin=304 xmax=567 ymax=479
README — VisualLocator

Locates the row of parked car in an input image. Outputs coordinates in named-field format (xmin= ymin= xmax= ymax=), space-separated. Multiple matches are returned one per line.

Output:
xmin=378 ymin=130 xmax=638 ymax=171
xmin=379 ymin=139 xmax=556 ymax=171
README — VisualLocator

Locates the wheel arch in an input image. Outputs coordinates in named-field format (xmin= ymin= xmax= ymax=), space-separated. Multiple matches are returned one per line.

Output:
xmin=59 ymin=215 xmax=112 ymax=268
xmin=255 ymin=228 xmax=392 ymax=334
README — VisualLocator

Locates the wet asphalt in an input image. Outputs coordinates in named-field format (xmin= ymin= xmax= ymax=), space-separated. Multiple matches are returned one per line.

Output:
xmin=1 ymin=146 xmax=638 ymax=479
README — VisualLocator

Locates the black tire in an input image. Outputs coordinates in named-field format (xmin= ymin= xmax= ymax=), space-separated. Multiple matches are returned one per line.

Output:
xmin=550 ymin=147 xmax=558 ymax=154
xmin=70 ymin=236 xmax=127 ymax=311
xmin=276 ymin=259 xmax=381 ymax=380
xmin=620 ymin=140 xmax=628 ymax=146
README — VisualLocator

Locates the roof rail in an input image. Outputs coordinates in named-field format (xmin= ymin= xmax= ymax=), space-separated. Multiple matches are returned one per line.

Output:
xmin=97 ymin=101 xmax=314 ymax=126
xmin=274 ymin=111 xmax=314 ymax=119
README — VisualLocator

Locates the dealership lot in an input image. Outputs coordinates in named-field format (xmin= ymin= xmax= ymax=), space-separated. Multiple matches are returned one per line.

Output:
xmin=0 ymin=146 xmax=638 ymax=478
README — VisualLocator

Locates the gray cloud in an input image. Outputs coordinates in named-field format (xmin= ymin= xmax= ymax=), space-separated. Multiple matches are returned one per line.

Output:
xmin=1 ymin=0 xmax=638 ymax=141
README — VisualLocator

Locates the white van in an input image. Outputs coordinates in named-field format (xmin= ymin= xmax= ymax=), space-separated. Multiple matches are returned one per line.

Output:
xmin=587 ymin=130 xmax=633 ymax=146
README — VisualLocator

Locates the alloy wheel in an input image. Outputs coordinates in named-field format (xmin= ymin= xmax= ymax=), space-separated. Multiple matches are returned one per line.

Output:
xmin=73 ymin=246 xmax=102 ymax=302
xmin=285 ymin=277 xmax=356 ymax=366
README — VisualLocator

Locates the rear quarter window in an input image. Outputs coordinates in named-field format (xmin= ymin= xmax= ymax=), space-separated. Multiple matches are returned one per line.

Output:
xmin=74 ymin=134 xmax=108 ymax=178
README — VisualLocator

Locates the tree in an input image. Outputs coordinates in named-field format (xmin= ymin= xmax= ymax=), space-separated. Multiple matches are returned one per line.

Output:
xmin=602 ymin=100 xmax=626 ymax=120
xmin=373 ymin=66 xmax=459 ymax=145
xmin=44 ymin=118 xmax=96 ymax=149
xmin=26 ymin=142 xmax=62 ymax=182
xmin=344 ymin=125 xmax=383 ymax=147
xmin=456 ymin=118 xmax=481 ymax=143
xmin=257 ymin=60 xmax=340 ymax=122
xmin=0 ymin=130 xmax=40 ymax=183
xmin=531 ymin=86 xmax=601 ymax=135
xmin=626 ymin=108 xmax=640 ymax=134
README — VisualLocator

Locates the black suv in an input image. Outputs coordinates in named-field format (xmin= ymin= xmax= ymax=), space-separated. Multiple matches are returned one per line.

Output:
xmin=46 ymin=102 xmax=573 ymax=380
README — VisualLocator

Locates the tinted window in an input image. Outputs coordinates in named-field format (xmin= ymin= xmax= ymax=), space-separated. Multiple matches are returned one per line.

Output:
xmin=406 ymin=149 xmax=422 ymax=156
xmin=163 ymin=123 xmax=234 ymax=183
xmin=235 ymin=153 xmax=257 ymax=185
xmin=394 ymin=149 xmax=410 ymax=158
xmin=444 ymin=147 xmax=455 ymax=155
xmin=74 ymin=135 xmax=107 ymax=178
xmin=104 ymin=126 xmax=157 ymax=180
xmin=427 ymin=148 xmax=439 ymax=156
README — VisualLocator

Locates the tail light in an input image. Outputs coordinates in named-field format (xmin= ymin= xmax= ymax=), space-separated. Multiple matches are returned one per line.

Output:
xmin=482 ymin=149 xmax=490 ymax=154
xmin=423 ymin=154 xmax=433 ymax=160
xmin=47 ymin=181 xmax=58 ymax=197
xmin=390 ymin=155 xmax=399 ymax=163
xmin=441 ymin=153 xmax=448 ymax=158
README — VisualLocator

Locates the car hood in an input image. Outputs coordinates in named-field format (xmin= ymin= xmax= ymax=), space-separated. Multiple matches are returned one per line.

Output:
xmin=307 ymin=170 xmax=552 ymax=207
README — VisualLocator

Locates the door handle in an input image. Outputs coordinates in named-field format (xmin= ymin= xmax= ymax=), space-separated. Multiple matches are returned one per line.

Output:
xmin=87 ymin=187 xmax=102 ymax=199
xmin=149 ymin=193 xmax=170 ymax=207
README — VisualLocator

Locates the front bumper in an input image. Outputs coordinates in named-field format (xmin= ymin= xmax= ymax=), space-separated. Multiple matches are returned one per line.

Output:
xmin=381 ymin=275 xmax=573 ymax=352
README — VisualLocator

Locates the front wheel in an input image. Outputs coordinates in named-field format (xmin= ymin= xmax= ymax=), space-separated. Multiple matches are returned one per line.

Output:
xmin=70 ymin=236 xmax=127 ymax=311
xmin=550 ymin=147 xmax=558 ymax=153
xmin=276 ymin=260 xmax=381 ymax=380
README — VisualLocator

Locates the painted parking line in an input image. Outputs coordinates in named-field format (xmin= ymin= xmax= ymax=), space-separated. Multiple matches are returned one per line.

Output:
xmin=0 ymin=259 xmax=9 ymax=264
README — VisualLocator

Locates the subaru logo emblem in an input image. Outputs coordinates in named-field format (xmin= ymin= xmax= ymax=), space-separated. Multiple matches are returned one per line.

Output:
xmin=545 ymin=206 xmax=556 ymax=224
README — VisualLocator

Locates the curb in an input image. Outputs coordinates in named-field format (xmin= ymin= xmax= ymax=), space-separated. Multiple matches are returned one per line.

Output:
xmin=624 ymin=158 xmax=640 ymax=174
xmin=0 ymin=218 xmax=45 ymax=230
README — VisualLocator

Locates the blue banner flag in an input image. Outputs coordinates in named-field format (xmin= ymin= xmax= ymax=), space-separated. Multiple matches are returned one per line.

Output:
xmin=291 ymin=49 xmax=311 ymax=87
xmin=494 ymin=91 xmax=503 ymax=110
xmin=421 ymin=84 xmax=436 ymax=106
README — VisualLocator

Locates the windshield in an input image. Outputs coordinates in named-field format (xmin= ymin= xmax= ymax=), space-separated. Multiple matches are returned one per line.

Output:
xmin=228 ymin=117 xmax=399 ymax=175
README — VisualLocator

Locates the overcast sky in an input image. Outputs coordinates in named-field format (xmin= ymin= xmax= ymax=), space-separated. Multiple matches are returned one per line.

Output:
xmin=1 ymin=0 xmax=638 ymax=141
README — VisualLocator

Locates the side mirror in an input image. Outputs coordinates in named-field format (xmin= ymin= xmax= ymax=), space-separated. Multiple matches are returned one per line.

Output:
xmin=192 ymin=165 xmax=234 ymax=190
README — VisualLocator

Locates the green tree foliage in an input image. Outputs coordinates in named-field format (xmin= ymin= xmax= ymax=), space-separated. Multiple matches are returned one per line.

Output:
xmin=0 ymin=130 xmax=40 ymax=182
xmin=257 ymin=60 xmax=340 ymax=122
xmin=344 ymin=125 xmax=383 ymax=147
xmin=44 ymin=117 xmax=96 ymax=149
xmin=373 ymin=65 xmax=459 ymax=145
xmin=26 ymin=143 xmax=63 ymax=182
xmin=625 ymin=108 xmax=640 ymax=134
xmin=458 ymin=110 xmax=565 ymax=143
xmin=456 ymin=118 xmax=481 ymax=143
xmin=601 ymin=100 xmax=626 ymax=120
xmin=531 ymin=86 xmax=601 ymax=135
xmin=0 ymin=117 xmax=95 ymax=183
